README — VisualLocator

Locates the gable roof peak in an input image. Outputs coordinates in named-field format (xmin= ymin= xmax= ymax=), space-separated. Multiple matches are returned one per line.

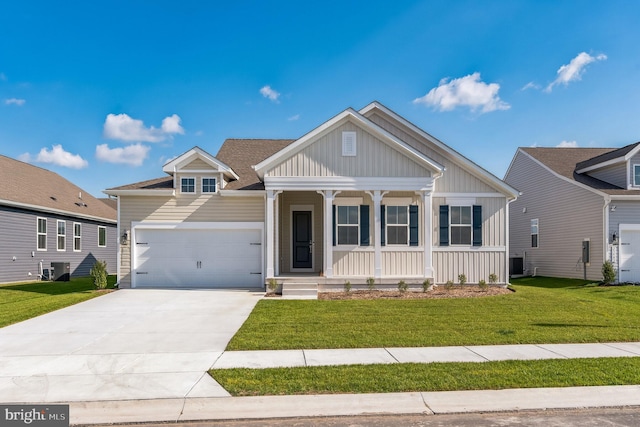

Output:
xmin=162 ymin=146 xmax=239 ymax=180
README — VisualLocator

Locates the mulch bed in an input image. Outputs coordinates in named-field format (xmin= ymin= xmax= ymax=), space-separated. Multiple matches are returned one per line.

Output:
xmin=318 ymin=286 xmax=513 ymax=300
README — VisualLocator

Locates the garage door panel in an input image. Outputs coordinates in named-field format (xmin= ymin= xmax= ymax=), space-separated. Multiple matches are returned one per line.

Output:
xmin=133 ymin=227 xmax=263 ymax=288
xmin=619 ymin=228 xmax=640 ymax=283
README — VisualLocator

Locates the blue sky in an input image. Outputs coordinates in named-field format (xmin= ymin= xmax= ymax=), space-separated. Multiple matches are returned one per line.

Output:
xmin=1 ymin=1 xmax=638 ymax=197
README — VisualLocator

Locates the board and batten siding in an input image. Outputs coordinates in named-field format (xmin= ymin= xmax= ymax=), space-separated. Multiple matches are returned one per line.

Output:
xmin=588 ymin=164 xmax=627 ymax=189
xmin=505 ymin=150 xmax=605 ymax=280
xmin=333 ymin=250 xmax=374 ymax=276
xmin=118 ymin=194 xmax=264 ymax=287
xmin=268 ymin=122 xmax=431 ymax=178
xmin=366 ymin=111 xmax=497 ymax=193
xmin=0 ymin=205 xmax=116 ymax=283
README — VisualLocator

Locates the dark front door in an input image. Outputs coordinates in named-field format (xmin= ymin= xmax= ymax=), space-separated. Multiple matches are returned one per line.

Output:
xmin=292 ymin=211 xmax=312 ymax=269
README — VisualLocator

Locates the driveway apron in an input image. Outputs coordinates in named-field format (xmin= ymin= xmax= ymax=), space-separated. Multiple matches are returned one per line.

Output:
xmin=0 ymin=289 xmax=262 ymax=402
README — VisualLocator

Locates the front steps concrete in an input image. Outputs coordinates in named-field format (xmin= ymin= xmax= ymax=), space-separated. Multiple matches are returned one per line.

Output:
xmin=281 ymin=282 xmax=318 ymax=300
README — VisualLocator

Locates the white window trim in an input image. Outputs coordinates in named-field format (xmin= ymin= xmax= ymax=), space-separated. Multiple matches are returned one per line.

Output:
xmin=57 ymin=220 xmax=66 ymax=251
xmin=633 ymin=164 xmax=640 ymax=187
xmin=37 ymin=217 xmax=47 ymax=251
xmin=336 ymin=205 xmax=360 ymax=246
xmin=531 ymin=218 xmax=539 ymax=248
xmin=201 ymin=177 xmax=217 ymax=194
xmin=386 ymin=205 xmax=409 ymax=246
xmin=450 ymin=205 xmax=472 ymax=246
xmin=342 ymin=131 xmax=357 ymax=156
xmin=73 ymin=222 xmax=81 ymax=252
xmin=98 ymin=226 xmax=107 ymax=247
xmin=180 ymin=176 xmax=196 ymax=194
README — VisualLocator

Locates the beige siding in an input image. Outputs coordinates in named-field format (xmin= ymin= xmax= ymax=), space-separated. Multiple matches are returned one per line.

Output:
xmin=432 ymin=196 xmax=506 ymax=247
xmin=433 ymin=251 xmax=506 ymax=284
xmin=278 ymin=191 xmax=324 ymax=273
xmin=182 ymin=158 xmax=216 ymax=170
xmin=589 ymin=164 xmax=626 ymax=188
xmin=505 ymin=151 xmax=605 ymax=280
xmin=269 ymin=122 xmax=431 ymax=178
xmin=367 ymin=112 xmax=496 ymax=193
xmin=119 ymin=194 xmax=264 ymax=287
xmin=333 ymin=250 xmax=374 ymax=276
xmin=382 ymin=250 xmax=423 ymax=276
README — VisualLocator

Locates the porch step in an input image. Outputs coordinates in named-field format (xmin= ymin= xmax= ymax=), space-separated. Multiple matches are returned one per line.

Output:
xmin=282 ymin=282 xmax=318 ymax=300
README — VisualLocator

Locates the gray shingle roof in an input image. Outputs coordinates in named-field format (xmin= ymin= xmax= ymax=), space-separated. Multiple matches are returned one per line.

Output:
xmin=0 ymin=155 xmax=117 ymax=221
xmin=575 ymin=142 xmax=640 ymax=170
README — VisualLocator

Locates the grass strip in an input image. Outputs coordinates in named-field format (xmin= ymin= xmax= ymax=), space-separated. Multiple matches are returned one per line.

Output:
xmin=227 ymin=277 xmax=640 ymax=350
xmin=211 ymin=357 xmax=640 ymax=396
xmin=0 ymin=275 xmax=117 ymax=327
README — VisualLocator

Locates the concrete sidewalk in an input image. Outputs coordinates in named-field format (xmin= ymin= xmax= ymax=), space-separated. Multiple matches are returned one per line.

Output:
xmin=69 ymin=385 xmax=640 ymax=425
xmin=212 ymin=342 xmax=640 ymax=369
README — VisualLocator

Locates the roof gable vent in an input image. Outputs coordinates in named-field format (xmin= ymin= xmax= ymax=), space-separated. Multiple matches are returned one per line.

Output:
xmin=342 ymin=131 xmax=356 ymax=157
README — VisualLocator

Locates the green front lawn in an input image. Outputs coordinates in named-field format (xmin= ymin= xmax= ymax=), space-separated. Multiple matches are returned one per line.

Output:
xmin=0 ymin=275 xmax=117 ymax=328
xmin=227 ymin=277 xmax=640 ymax=350
xmin=212 ymin=357 xmax=640 ymax=396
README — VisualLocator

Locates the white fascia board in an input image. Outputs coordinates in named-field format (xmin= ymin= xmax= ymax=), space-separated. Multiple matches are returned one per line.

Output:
xmin=103 ymin=189 xmax=175 ymax=197
xmin=264 ymin=176 xmax=436 ymax=192
xmin=132 ymin=221 xmax=264 ymax=230
xmin=162 ymin=146 xmax=239 ymax=180
xmin=218 ymin=190 xmax=266 ymax=197
xmin=609 ymin=194 xmax=640 ymax=201
xmin=518 ymin=150 xmax=608 ymax=198
xmin=0 ymin=199 xmax=117 ymax=224
xmin=361 ymin=101 xmax=519 ymax=199
xmin=434 ymin=192 xmax=508 ymax=198
xmin=253 ymin=108 xmax=444 ymax=179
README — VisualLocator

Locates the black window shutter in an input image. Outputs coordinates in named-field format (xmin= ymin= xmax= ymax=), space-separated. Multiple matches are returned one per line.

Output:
xmin=473 ymin=205 xmax=482 ymax=247
xmin=380 ymin=204 xmax=386 ymax=246
xmin=439 ymin=205 xmax=449 ymax=246
xmin=409 ymin=205 xmax=419 ymax=246
xmin=332 ymin=204 xmax=336 ymax=246
xmin=360 ymin=205 xmax=370 ymax=246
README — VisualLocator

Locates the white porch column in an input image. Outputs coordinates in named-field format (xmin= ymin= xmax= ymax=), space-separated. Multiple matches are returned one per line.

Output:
xmin=423 ymin=190 xmax=434 ymax=278
xmin=321 ymin=190 xmax=336 ymax=278
xmin=265 ymin=190 xmax=280 ymax=279
xmin=370 ymin=190 xmax=384 ymax=278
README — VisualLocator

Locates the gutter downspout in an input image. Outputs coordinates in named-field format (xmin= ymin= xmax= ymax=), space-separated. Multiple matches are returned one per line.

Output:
xmin=603 ymin=196 xmax=612 ymax=280
xmin=505 ymin=193 xmax=520 ymax=284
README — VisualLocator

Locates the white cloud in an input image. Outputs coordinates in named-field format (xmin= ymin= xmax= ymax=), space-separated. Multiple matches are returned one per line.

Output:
xmin=4 ymin=98 xmax=26 ymax=106
xmin=413 ymin=72 xmax=510 ymax=113
xmin=521 ymin=82 xmax=540 ymax=91
xmin=95 ymin=143 xmax=150 ymax=166
xmin=556 ymin=140 xmax=579 ymax=148
xmin=545 ymin=52 xmax=607 ymax=92
xmin=21 ymin=144 xmax=88 ymax=169
xmin=103 ymin=113 xmax=184 ymax=142
xmin=260 ymin=85 xmax=280 ymax=102
xmin=287 ymin=114 xmax=300 ymax=121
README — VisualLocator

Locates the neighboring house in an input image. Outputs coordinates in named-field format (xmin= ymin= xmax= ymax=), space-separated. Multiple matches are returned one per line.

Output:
xmin=505 ymin=144 xmax=640 ymax=282
xmin=105 ymin=102 xmax=518 ymax=290
xmin=0 ymin=155 xmax=117 ymax=283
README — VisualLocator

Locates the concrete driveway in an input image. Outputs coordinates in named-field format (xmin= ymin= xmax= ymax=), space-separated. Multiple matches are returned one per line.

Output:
xmin=0 ymin=289 xmax=262 ymax=402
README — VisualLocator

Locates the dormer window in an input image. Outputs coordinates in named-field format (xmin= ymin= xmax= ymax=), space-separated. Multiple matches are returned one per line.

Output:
xmin=202 ymin=177 xmax=217 ymax=193
xmin=180 ymin=177 xmax=195 ymax=193
xmin=342 ymin=131 xmax=356 ymax=156
xmin=634 ymin=165 xmax=640 ymax=187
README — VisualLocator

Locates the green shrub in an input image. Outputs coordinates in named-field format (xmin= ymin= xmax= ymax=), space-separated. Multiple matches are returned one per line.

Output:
xmin=398 ymin=280 xmax=408 ymax=293
xmin=488 ymin=273 xmax=498 ymax=284
xmin=445 ymin=280 xmax=454 ymax=291
xmin=458 ymin=274 xmax=467 ymax=286
xmin=344 ymin=281 xmax=352 ymax=293
xmin=90 ymin=260 xmax=108 ymax=289
xmin=422 ymin=279 xmax=432 ymax=293
xmin=267 ymin=278 xmax=278 ymax=292
xmin=478 ymin=279 xmax=488 ymax=292
xmin=366 ymin=277 xmax=376 ymax=291
xmin=602 ymin=261 xmax=616 ymax=284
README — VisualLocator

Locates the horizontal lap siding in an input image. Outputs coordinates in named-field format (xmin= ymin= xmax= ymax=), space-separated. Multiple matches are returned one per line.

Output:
xmin=433 ymin=251 xmax=505 ymax=284
xmin=119 ymin=195 xmax=264 ymax=287
xmin=609 ymin=201 xmax=640 ymax=235
xmin=269 ymin=122 xmax=430 ymax=178
xmin=333 ymin=250 xmax=374 ymax=276
xmin=0 ymin=206 xmax=116 ymax=283
xmin=589 ymin=164 xmax=627 ymax=189
xmin=182 ymin=158 xmax=214 ymax=170
xmin=382 ymin=250 xmax=423 ymax=277
xmin=505 ymin=151 xmax=605 ymax=280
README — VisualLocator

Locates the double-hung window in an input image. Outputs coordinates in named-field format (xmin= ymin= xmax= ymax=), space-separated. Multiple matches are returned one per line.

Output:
xmin=633 ymin=165 xmax=640 ymax=187
xmin=531 ymin=218 xmax=539 ymax=248
xmin=37 ymin=217 xmax=47 ymax=251
xmin=180 ymin=177 xmax=195 ymax=193
xmin=386 ymin=206 xmax=408 ymax=245
xmin=450 ymin=206 xmax=472 ymax=245
xmin=73 ymin=223 xmax=81 ymax=252
xmin=98 ymin=226 xmax=107 ymax=247
xmin=202 ymin=177 xmax=217 ymax=193
xmin=336 ymin=205 xmax=359 ymax=245
xmin=57 ymin=220 xmax=66 ymax=251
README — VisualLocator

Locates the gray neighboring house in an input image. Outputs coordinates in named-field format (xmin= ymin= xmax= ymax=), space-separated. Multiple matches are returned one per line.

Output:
xmin=0 ymin=155 xmax=117 ymax=283
xmin=505 ymin=143 xmax=640 ymax=282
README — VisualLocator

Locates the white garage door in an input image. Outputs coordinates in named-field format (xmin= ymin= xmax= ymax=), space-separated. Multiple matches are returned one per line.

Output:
xmin=619 ymin=226 xmax=640 ymax=283
xmin=133 ymin=226 xmax=263 ymax=288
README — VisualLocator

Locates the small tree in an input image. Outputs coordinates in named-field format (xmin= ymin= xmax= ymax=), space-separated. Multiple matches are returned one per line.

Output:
xmin=267 ymin=278 xmax=278 ymax=293
xmin=90 ymin=260 xmax=108 ymax=289
xmin=398 ymin=280 xmax=408 ymax=292
xmin=445 ymin=280 xmax=454 ymax=291
xmin=344 ymin=280 xmax=352 ymax=293
xmin=422 ymin=278 xmax=432 ymax=293
xmin=488 ymin=273 xmax=498 ymax=285
xmin=602 ymin=261 xmax=616 ymax=285
xmin=366 ymin=277 xmax=376 ymax=291
xmin=478 ymin=279 xmax=488 ymax=292
xmin=458 ymin=274 xmax=467 ymax=286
